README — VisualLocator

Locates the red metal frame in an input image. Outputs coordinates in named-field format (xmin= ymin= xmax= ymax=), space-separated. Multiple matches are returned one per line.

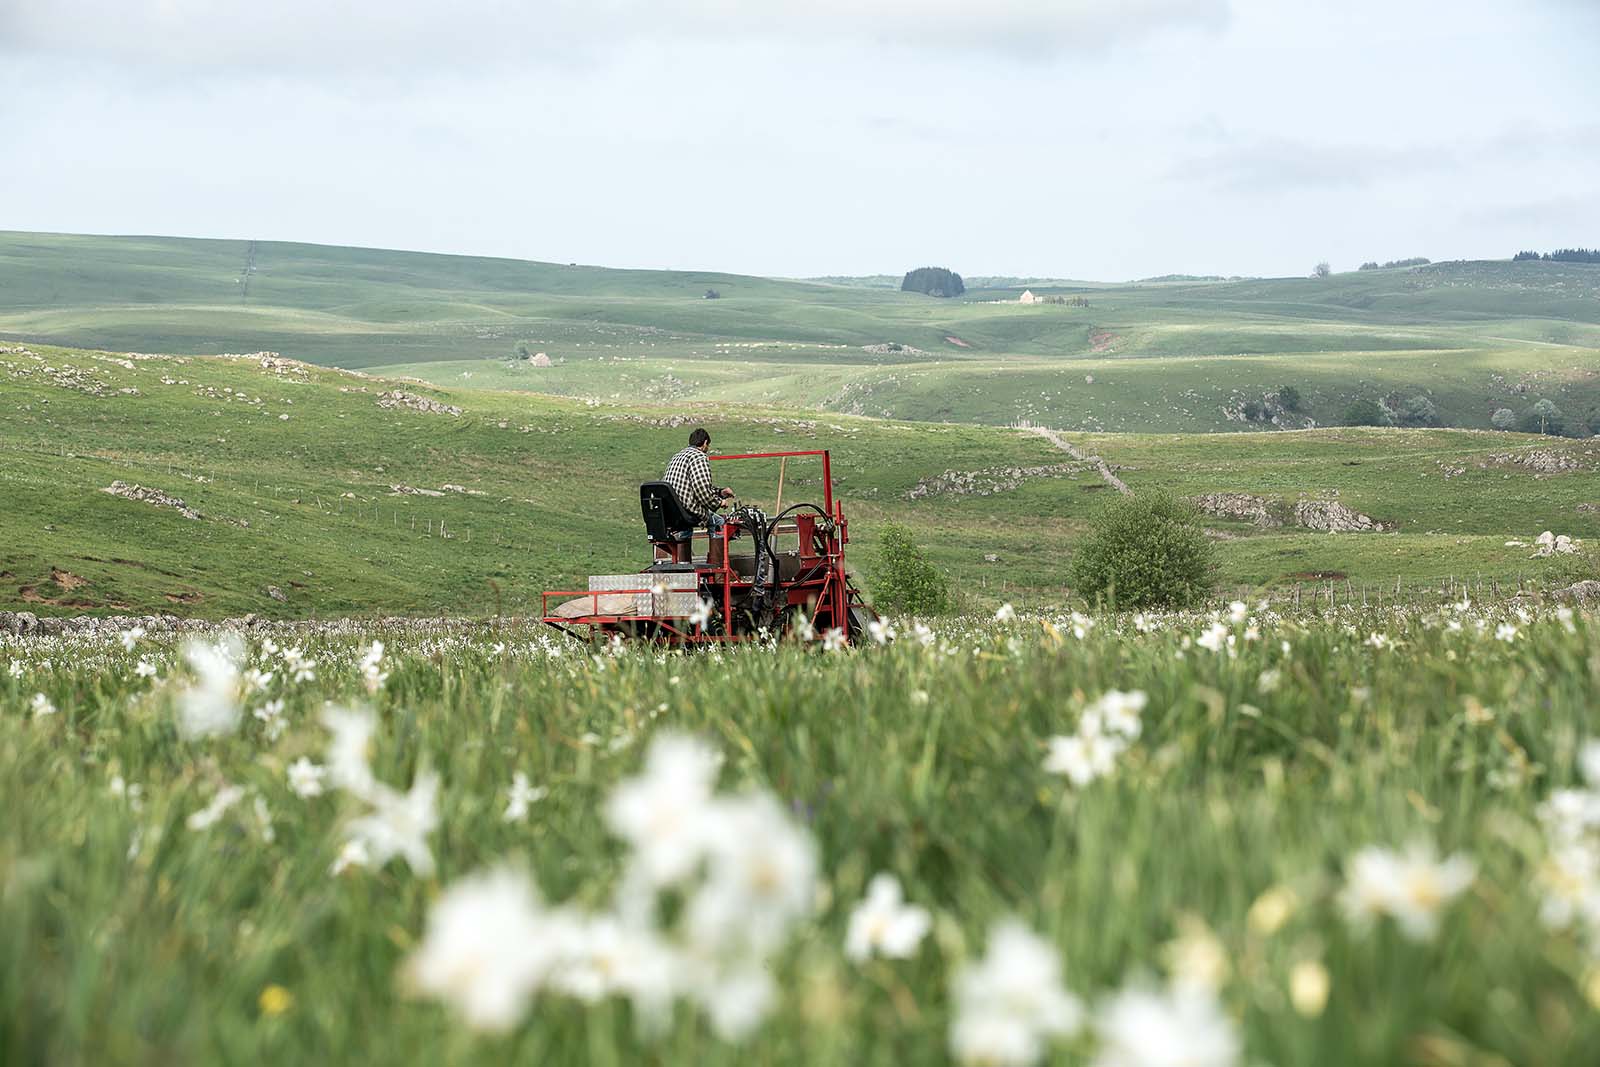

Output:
xmin=540 ymin=449 xmax=869 ymax=645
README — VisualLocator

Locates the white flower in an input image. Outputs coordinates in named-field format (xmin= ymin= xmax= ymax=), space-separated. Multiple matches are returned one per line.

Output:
xmin=1340 ymin=840 xmax=1477 ymax=941
xmin=1580 ymin=741 xmax=1600 ymax=789
xmin=503 ymin=771 xmax=548 ymax=822
xmin=330 ymin=838 xmax=370 ymax=875
xmin=119 ymin=625 xmax=146 ymax=651
xmin=321 ymin=705 xmax=378 ymax=798
xmin=253 ymin=793 xmax=276 ymax=843
xmin=253 ymin=697 xmax=287 ymax=741
xmin=912 ymin=622 xmax=935 ymax=647
xmin=135 ymin=659 xmax=158 ymax=679
xmin=691 ymin=958 xmax=777 ymax=1042
xmin=994 ymin=603 xmax=1017 ymax=623
xmin=31 ymin=692 xmax=57 ymax=717
xmin=1227 ymin=601 xmax=1248 ymax=625
xmin=1085 ymin=690 xmax=1147 ymax=741
xmin=1044 ymin=731 xmax=1126 ymax=787
xmin=687 ymin=791 xmax=818 ymax=956
xmin=1195 ymin=622 xmax=1229 ymax=653
xmin=951 ymin=920 xmax=1083 ymax=1066
xmin=1257 ymin=668 xmax=1281 ymax=693
xmin=607 ymin=732 xmax=722 ymax=887
xmin=360 ymin=640 xmax=389 ymax=692
xmin=1495 ymin=623 xmax=1518 ymax=643
xmin=1091 ymin=980 xmax=1241 ymax=1067
xmin=689 ymin=598 xmax=715 ymax=630
xmin=822 ymin=628 xmax=847 ymax=652
xmin=5 ymin=660 xmax=22 ymax=679
xmin=242 ymin=667 xmax=273 ymax=693
xmin=175 ymin=634 xmax=245 ymax=739
xmin=287 ymin=756 xmax=327 ymax=798
xmin=1365 ymin=632 xmax=1389 ymax=650
xmin=867 ymin=618 xmax=895 ymax=645
xmin=282 ymin=647 xmax=316 ymax=683
xmin=846 ymin=874 xmax=930 ymax=961
xmin=790 ymin=613 xmax=816 ymax=642
xmin=344 ymin=769 xmax=441 ymax=877
xmin=548 ymin=911 xmax=682 ymax=1026
xmin=404 ymin=866 xmax=552 ymax=1031
xmin=186 ymin=783 xmax=245 ymax=830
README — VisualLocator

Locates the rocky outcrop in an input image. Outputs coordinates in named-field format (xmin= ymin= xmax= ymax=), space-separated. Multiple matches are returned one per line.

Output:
xmin=1552 ymin=580 xmax=1600 ymax=605
xmin=1484 ymin=449 xmax=1589 ymax=475
xmin=906 ymin=463 xmax=1090 ymax=500
xmin=376 ymin=391 xmax=462 ymax=416
xmin=1193 ymin=492 xmax=1390 ymax=532
xmin=101 ymin=481 xmax=201 ymax=520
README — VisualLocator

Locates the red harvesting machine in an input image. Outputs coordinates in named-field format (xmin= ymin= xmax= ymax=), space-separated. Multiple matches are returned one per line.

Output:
xmin=541 ymin=449 xmax=875 ymax=645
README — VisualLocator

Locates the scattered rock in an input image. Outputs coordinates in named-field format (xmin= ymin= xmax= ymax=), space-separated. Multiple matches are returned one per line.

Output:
xmin=101 ymin=481 xmax=201 ymax=520
xmin=266 ymin=586 xmax=288 ymax=602
xmin=376 ymin=391 xmax=462 ymax=417
xmin=862 ymin=342 xmax=926 ymax=356
xmin=528 ymin=353 xmax=552 ymax=367
xmin=388 ymin=484 xmax=446 ymax=497
xmin=1483 ymin=449 xmax=1589 ymax=475
xmin=1553 ymin=580 xmax=1600 ymax=605
xmin=907 ymin=463 xmax=1089 ymax=500
xmin=1532 ymin=531 xmax=1582 ymax=557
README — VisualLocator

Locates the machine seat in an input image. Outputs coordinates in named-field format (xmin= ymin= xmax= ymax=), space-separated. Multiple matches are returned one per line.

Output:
xmin=640 ymin=482 xmax=698 ymax=546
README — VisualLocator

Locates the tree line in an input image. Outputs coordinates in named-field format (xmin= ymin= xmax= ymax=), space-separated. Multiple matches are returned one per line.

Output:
xmin=900 ymin=267 xmax=965 ymax=298
xmin=1512 ymin=249 xmax=1600 ymax=264
xmin=1358 ymin=257 xmax=1430 ymax=271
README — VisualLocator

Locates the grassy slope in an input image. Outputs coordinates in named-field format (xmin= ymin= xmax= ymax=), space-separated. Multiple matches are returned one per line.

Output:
xmin=4 ymin=343 xmax=1597 ymax=620
xmin=2 ymin=232 xmax=1598 ymax=433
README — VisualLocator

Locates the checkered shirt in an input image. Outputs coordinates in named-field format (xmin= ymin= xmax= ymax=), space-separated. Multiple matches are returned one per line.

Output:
xmin=663 ymin=446 xmax=720 ymax=519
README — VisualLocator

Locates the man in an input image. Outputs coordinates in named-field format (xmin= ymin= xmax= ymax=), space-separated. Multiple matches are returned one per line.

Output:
xmin=664 ymin=427 xmax=735 ymax=535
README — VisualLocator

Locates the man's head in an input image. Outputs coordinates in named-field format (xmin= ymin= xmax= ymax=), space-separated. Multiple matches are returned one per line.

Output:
xmin=689 ymin=427 xmax=711 ymax=452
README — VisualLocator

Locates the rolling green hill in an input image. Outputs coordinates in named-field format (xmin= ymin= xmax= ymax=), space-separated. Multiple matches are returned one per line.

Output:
xmin=2 ymin=231 xmax=1597 ymax=434
xmin=4 ymin=341 xmax=1596 ymax=620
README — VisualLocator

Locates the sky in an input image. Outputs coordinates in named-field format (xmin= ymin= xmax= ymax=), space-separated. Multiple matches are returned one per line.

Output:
xmin=1 ymin=0 xmax=1596 ymax=280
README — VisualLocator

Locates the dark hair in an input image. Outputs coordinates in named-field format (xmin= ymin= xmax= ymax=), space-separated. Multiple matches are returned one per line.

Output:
xmin=689 ymin=428 xmax=711 ymax=448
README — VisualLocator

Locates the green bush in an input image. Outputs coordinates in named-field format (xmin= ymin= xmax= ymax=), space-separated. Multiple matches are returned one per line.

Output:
xmin=1068 ymin=493 xmax=1215 ymax=609
xmin=871 ymin=522 xmax=951 ymax=615
xmin=1342 ymin=398 xmax=1386 ymax=426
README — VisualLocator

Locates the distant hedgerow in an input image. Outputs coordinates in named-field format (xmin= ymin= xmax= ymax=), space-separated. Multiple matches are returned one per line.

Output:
xmin=871 ymin=522 xmax=951 ymax=615
xmin=1068 ymin=493 xmax=1215 ymax=609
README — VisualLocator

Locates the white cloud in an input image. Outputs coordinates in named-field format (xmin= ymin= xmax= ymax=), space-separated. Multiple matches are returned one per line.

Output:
xmin=0 ymin=0 xmax=1229 ymax=68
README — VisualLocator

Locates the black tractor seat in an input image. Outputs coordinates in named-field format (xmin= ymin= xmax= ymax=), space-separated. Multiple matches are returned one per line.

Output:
xmin=640 ymin=482 xmax=700 ymax=563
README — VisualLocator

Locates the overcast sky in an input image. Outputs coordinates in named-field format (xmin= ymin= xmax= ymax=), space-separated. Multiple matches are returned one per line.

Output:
xmin=2 ymin=0 xmax=1595 ymax=280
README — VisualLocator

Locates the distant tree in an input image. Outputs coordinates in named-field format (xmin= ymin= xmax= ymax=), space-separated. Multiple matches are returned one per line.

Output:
xmin=1520 ymin=398 xmax=1564 ymax=436
xmin=1399 ymin=395 xmax=1439 ymax=426
xmin=1277 ymin=385 xmax=1302 ymax=412
xmin=1359 ymin=261 xmax=1380 ymax=271
xmin=514 ymin=342 xmax=532 ymax=359
xmin=1512 ymin=251 xmax=1542 ymax=262
xmin=1512 ymin=248 xmax=1600 ymax=264
xmin=703 ymin=289 xmax=721 ymax=300
xmin=1069 ymin=493 xmax=1215 ymax=609
xmin=1241 ymin=399 xmax=1266 ymax=422
xmin=1490 ymin=407 xmax=1517 ymax=430
xmin=872 ymin=522 xmax=951 ymax=614
xmin=1342 ymin=398 xmax=1387 ymax=426
xmin=1312 ymin=261 xmax=1332 ymax=279
xmin=900 ymin=267 xmax=966 ymax=298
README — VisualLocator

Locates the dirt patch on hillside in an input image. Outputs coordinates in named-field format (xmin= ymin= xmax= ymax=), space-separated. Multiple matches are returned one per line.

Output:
xmin=1089 ymin=330 xmax=1121 ymax=353
xmin=50 ymin=568 xmax=88 ymax=591
xmin=944 ymin=335 xmax=971 ymax=348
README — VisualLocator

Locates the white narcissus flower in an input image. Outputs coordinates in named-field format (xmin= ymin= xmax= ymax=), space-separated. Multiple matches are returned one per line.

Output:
xmin=31 ymin=692 xmax=57 ymax=717
xmin=175 ymin=634 xmax=245 ymax=739
xmin=134 ymin=659 xmax=158 ymax=679
xmin=321 ymin=705 xmax=378 ymax=798
xmin=822 ymin=628 xmax=847 ymax=652
xmin=1581 ymin=741 xmax=1600 ymax=789
xmin=6 ymin=661 xmax=23 ymax=679
xmin=846 ymin=874 xmax=931 ymax=961
xmin=994 ymin=603 xmax=1016 ymax=623
xmin=1228 ymin=601 xmax=1248 ymax=625
xmin=404 ymin=867 xmax=552 ymax=1032
xmin=1085 ymin=690 xmax=1147 ymax=741
xmin=606 ymin=732 xmax=722 ymax=888
xmin=689 ymin=598 xmax=714 ymax=630
xmin=119 ymin=625 xmax=145 ymax=651
xmin=547 ymin=911 xmax=682 ymax=1027
xmin=1340 ymin=840 xmax=1477 ymax=941
xmin=503 ymin=771 xmax=548 ymax=822
xmin=1196 ymin=622 xmax=1229 ymax=653
xmin=287 ymin=756 xmax=327 ymax=798
xmin=345 ymin=770 xmax=441 ymax=877
xmin=1043 ymin=731 xmax=1126 ymax=787
xmin=329 ymin=838 xmax=370 ymax=876
xmin=951 ymin=919 xmax=1083 ymax=1067
xmin=867 ymin=618 xmax=895 ymax=645
xmin=1091 ymin=980 xmax=1241 ymax=1067
xmin=687 ymin=791 xmax=818 ymax=957
xmin=791 ymin=613 xmax=816 ymax=643
xmin=186 ymin=783 xmax=245 ymax=831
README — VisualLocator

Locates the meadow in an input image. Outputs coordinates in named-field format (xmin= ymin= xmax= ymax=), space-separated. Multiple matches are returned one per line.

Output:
xmin=4 ymin=342 xmax=1597 ymax=623
xmin=3 ymin=232 xmax=1597 ymax=434
xmin=4 ymin=603 xmax=1600 ymax=1065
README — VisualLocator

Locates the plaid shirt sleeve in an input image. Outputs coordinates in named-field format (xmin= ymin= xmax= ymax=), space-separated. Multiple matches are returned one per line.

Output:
xmin=664 ymin=447 xmax=720 ymax=517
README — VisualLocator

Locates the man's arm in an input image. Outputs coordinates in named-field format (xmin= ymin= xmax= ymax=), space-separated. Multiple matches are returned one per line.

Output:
xmin=687 ymin=452 xmax=723 ymax=514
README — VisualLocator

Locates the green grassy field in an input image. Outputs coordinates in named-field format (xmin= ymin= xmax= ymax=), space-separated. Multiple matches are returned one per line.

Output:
xmin=3 ymin=231 xmax=1597 ymax=433
xmin=4 ymin=342 xmax=1597 ymax=621
xmin=5 ymin=606 xmax=1600 ymax=1064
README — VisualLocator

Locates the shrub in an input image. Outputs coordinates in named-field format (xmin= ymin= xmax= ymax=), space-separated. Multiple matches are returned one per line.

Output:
xmin=1518 ymin=399 xmax=1565 ymax=436
xmin=1400 ymin=394 xmax=1439 ymax=426
xmin=1277 ymin=385 xmax=1302 ymax=412
xmin=1491 ymin=408 xmax=1516 ymax=430
xmin=1068 ymin=493 xmax=1215 ymax=609
xmin=871 ymin=522 xmax=951 ymax=615
xmin=1342 ymin=398 xmax=1387 ymax=426
xmin=900 ymin=267 xmax=965 ymax=298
